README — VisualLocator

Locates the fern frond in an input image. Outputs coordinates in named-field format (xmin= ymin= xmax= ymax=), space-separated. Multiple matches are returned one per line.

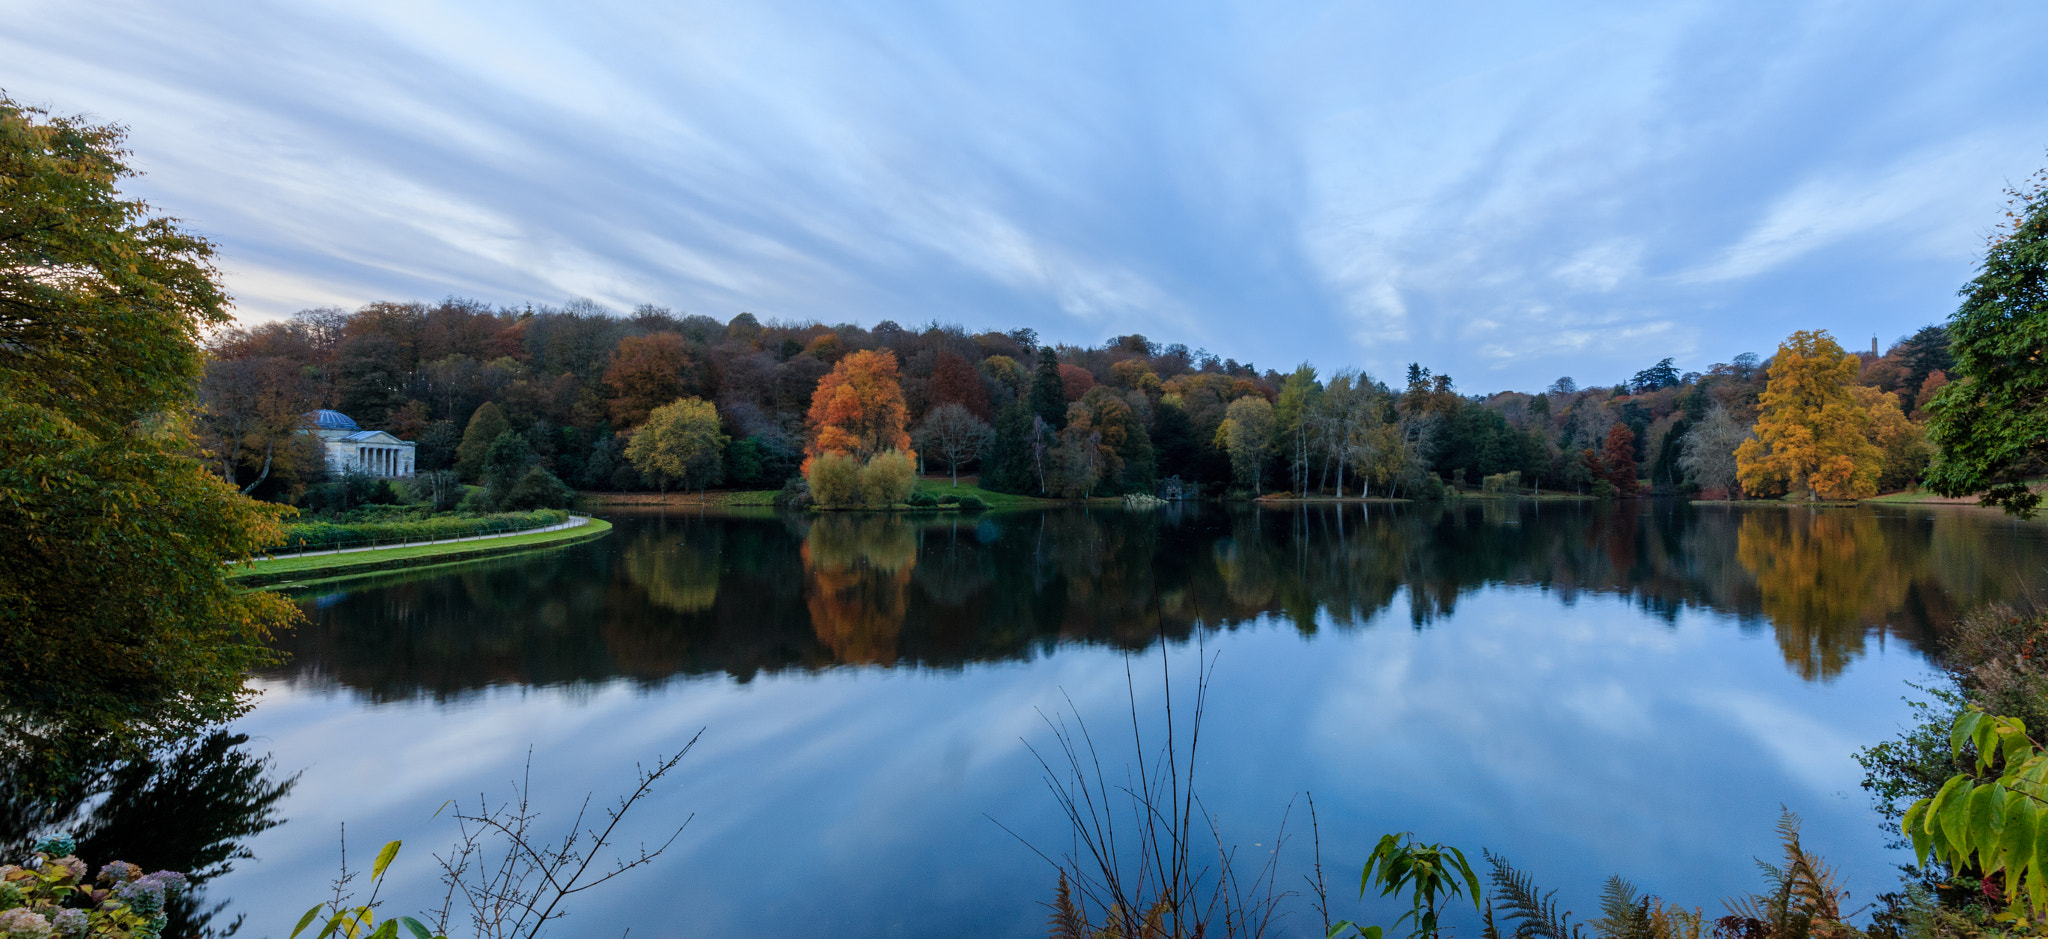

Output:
xmin=1050 ymin=872 xmax=1089 ymax=939
xmin=1591 ymin=877 xmax=1653 ymax=939
xmin=1485 ymin=849 xmax=1583 ymax=939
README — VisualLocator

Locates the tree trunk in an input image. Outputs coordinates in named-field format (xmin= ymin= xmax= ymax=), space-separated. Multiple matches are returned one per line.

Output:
xmin=239 ymin=437 xmax=275 ymax=496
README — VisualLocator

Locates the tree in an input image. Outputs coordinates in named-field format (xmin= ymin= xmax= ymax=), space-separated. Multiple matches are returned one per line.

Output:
xmin=1679 ymin=404 xmax=1747 ymax=495
xmin=858 ymin=449 xmax=917 ymax=506
xmin=979 ymin=401 xmax=1037 ymax=494
xmin=806 ymin=451 xmax=861 ymax=506
xmin=912 ymin=403 xmax=993 ymax=486
xmin=1628 ymin=358 xmax=1680 ymax=394
xmin=603 ymin=332 xmax=693 ymax=430
xmin=1736 ymin=330 xmax=1882 ymax=501
xmin=626 ymin=397 xmax=728 ymax=497
xmin=1216 ymin=395 xmax=1275 ymax=492
xmin=1598 ymin=423 xmax=1639 ymax=494
xmin=1029 ymin=347 xmax=1068 ymax=430
xmin=926 ymin=350 xmax=990 ymax=420
xmin=456 ymin=402 xmax=510 ymax=482
xmin=1852 ymin=386 xmax=1931 ymax=492
xmin=0 ymin=95 xmax=297 ymax=764
xmin=1926 ymin=166 xmax=2048 ymax=516
xmin=805 ymin=349 xmax=911 ymax=466
xmin=195 ymin=354 xmax=322 ymax=495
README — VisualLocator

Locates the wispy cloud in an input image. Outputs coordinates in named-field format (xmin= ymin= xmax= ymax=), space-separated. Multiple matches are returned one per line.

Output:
xmin=1 ymin=0 xmax=2042 ymax=389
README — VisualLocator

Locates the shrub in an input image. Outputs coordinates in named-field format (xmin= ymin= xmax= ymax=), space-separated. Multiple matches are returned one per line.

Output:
xmin=806 ymin=452 xmax=861 ymax=507
xmin=955 ymin=495 xmax=988 ymax=511
xmin=1591 ymin=479 xmax=1619 ymax=500
xmin=905 ymin=490 xmax=938 ymax=507
xmin=775 ymin=475 xmax=812 ymax=509
xmin=937 ymin=494 xmax=960 ymax=505
xmin=0 ymin=835 xmax=187 ymax=938
xmin=1481 ymin=471 xmax=1522 ymax=493
xmin=858 ymin=449 xmax=916 ymax=506
xmin=503 ymin=465 xmax=575 ymax=510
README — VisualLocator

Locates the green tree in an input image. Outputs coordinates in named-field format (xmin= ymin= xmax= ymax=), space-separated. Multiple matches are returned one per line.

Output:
xmin=455 ymin=401 xmax=509 ymax=482
xmin=1029 ymin=346 xmax=1068 ymax=431
xmin=625 ymin=397 xmax=727 ymax=496
xmin=0 ymin=95 xmax=297 ymax=766
xmin=979 ymin=401 xmax=1037 ymax=494
xmin=1216 ymin=395 xmax=1275 ymax=493
xmin=1926 ymin=167 xmax=2048 ymax=517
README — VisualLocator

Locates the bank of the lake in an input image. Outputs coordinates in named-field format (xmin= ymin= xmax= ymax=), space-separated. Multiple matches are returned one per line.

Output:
xmin=230 ymin=517 xmax=612 ymax=588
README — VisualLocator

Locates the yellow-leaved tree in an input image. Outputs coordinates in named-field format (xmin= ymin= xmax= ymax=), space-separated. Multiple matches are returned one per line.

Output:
xmin=1735 ymin=330 xmax=1882 ymax=500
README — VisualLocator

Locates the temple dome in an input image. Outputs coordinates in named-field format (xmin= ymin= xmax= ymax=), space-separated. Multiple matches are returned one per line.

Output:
xmin=306 ymin=409 xmax=359 ymax=431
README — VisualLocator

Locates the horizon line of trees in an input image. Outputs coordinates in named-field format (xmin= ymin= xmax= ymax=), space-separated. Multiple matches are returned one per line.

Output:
xmin=195 ymin=295 xmax=1955 ymax=508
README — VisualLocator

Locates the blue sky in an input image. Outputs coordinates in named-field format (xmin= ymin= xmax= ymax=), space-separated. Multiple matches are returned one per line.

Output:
xmin=4 ymin=0 xmax=2043 ymax=391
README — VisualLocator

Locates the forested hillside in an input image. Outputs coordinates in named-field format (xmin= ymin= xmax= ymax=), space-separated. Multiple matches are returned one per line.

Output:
xmin=197 ymin=299 xmax=1951 ymax=504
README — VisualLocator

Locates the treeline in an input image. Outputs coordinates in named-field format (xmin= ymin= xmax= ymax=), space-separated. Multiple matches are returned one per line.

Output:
xmin=197 ymin=297 xmax=1955 ymax=504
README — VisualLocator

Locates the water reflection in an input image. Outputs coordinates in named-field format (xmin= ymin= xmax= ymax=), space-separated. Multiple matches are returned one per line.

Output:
xmin=266 ymin=503 xmax=2048 ymax=697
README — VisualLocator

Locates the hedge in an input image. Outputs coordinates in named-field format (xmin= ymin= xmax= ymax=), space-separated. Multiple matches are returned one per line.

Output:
xmin=267 ymin=509 xmax=570 ymax=554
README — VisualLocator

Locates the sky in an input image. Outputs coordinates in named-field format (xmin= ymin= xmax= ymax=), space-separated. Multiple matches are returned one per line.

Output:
xmin=3 ymin=0 xmax=2044 ymax=392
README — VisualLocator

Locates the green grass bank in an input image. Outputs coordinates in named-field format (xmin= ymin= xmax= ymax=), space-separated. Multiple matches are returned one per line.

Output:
xmin=231 ymin=517 xmax=612 ymax=589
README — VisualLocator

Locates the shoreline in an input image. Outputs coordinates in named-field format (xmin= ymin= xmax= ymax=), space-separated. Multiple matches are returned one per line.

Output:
xmin=230 ymin=518 xmax=613 ymax=589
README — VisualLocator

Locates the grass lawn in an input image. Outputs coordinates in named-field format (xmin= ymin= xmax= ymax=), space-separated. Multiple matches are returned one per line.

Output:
xmin=231 ymin=518 xmax=612 ymax=587
xmin=913 ymin=476 xmax=1054 ymax=508
xmin=581 ymin=490 xmax=780 ymax=506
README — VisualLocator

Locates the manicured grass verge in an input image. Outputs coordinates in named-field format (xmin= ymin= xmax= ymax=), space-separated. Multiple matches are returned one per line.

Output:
xmin=911 ymin=480 xmax=1053 ymax=508
xmin=230 ymin=518 xmax=612 ymax=588
xmin=581 ymin=490 xmax=780 ymax=506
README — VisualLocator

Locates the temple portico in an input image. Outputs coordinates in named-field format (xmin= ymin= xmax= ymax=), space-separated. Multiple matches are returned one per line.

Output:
xmin=304 ymin=410 xmax=417 ymax=478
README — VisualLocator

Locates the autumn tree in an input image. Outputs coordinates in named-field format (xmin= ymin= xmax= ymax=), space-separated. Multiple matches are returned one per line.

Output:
xmin=196 ymin=353 xmax=323 ymax=495
xmin=926 ymin=350 xmax=990 ymax=420
xmin=805 ymin=349 xmax=912 ymax=466
xmin=1736 ymin=330 xmax=1881 ymax=501
xmin=0 ymin=94 xmax=297 ymax=764
xmin=1926 ymin=165 xmax=2048 ymax=516
xmin=912 ymin=403 xmax=993 ymax=486
xmin=626 ymin=397 xmax=728 ymax=497
xmin=603 ymin=332 xmax=693 ymax=430
xmin=1852 ymin=386 xmax=1931 ymax=492
xmin=1599 ymin=422 xmax=1639 ymax=494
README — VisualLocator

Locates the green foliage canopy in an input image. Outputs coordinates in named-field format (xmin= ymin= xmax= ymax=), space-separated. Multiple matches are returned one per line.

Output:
xmin=1926 ymin=170 xmax=2048 ymax=517
xmin=0 ymin=95 xmax=297 ymax=764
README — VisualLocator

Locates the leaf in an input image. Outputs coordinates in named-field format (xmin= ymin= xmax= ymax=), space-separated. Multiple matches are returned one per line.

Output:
xmin=371 ymin=840 xmax=402 ymax=882
xmin=1956 ymin=711 xmax=1985 ymax=756
xmin=1968 ymin=783 xmax=2005 ymax=866
xmin=367 ymin=922 xmax=398 ymax=939
xmin=1904 ymin=799 xmax=1933 ymax=866
xmin=1931 ymin=776 xmax=1974 ymax=859
xmin=2000 ymin=790 xmax=2036 ymax=876
xmin=290 ymin=905 xmax=323 ymax=939
xmin=397 ymin=918 xmax=437 ymax=939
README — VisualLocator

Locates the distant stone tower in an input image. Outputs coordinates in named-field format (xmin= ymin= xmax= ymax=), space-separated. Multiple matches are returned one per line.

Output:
xmin=1872 ymin=336 xmax=1879 ymax=357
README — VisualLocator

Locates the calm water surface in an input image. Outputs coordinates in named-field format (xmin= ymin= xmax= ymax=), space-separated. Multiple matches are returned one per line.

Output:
xmin=205 ymin=502 xmax=2048 ymax=936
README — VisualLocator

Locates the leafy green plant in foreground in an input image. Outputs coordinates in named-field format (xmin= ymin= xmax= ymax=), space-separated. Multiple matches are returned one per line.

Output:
xmin=1901 ymin=709 xmax=2048 ymax=918
xmin=1331 ymin=833 xmax=1483 ymax=939
xmin=290 ymin=839 xmax=440 ymax=939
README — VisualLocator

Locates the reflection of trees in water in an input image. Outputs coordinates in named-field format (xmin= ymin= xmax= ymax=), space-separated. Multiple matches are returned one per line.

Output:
xmin=1737 ymin=511 xmax=1910 ymax=680
xmin=0 ymin=732 xmax=295 ymax=937
xmin=803 ymin=516 xmax=917 ymax=664
xmin=270 ymin=504 xmax=2048 ymax=697
xmin=621 ymin=526 xmax=722 ymax=614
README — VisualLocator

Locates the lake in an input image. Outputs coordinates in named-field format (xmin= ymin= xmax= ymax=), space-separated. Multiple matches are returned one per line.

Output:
xmin=192 ymin=501 xmax=2048 ymax=936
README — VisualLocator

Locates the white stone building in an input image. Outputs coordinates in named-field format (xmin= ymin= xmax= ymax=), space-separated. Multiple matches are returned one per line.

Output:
xmin=305 ymin=410 xmax=416 ymax=478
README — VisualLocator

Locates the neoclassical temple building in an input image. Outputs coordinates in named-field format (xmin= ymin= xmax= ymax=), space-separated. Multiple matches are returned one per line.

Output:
xmin=304 ymin=410 xmax=415 ymax=478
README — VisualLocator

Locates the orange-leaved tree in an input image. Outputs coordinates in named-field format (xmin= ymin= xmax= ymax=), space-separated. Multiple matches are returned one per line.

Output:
xmin=805 ymin=349 xmax=912 ymax=469
xmin=603 ymin=332 xmax=693 ymax=430
xmin=1736 ymin=330 xmax=1881 ymax=500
